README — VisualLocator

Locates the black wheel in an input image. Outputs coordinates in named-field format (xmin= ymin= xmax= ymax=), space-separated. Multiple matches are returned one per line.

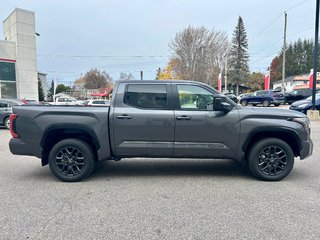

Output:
xmin=248 ymin=138 xmax=294 ymax=181
xmin=241 ymin=100 xmax=248 ymax=106
xmin=274 ymin=103 xmax=280 ymax=106
xmin=48 ymin=139 xmax=95 ymax=182
xmin=4 ymin=117 xmax=10 ymax=130
xmin=262 ymin=99 xmax=270 ymax=107
xmin=252 ymin=104 xmax=257 ymax=106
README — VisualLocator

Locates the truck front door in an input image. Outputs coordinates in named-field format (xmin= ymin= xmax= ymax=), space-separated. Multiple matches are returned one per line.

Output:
xmin=112 ymin=83 xmax=174 ymax=157
xmin=173 ymin=84 xmax=240 ymax=158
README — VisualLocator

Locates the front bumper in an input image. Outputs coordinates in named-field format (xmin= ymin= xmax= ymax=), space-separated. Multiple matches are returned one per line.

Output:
xmin=300 ymin=137 xmax=313 ymax=160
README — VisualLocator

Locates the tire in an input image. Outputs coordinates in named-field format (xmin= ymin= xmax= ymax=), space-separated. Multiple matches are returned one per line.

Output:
xmin=241 ymin=100 xmax=248 ymax=106
xmin=248 ymin=138 xmax=294 ymax=181
xmin=262 ymin=99 xmax=270 ymax=107
xmin=4 ymin=117 xmax=10 ymax=130
xmin=48 ymin=138 xmax=95 ymax=182
xmin=274 ymin=103 xmax=280 ymax=106
xmin=252 ymin=104 xmax=257 ymax=107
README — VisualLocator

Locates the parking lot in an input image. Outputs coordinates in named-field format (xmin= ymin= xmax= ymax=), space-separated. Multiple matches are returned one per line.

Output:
xmin=0 ymin=122 xmax=319 ymax=240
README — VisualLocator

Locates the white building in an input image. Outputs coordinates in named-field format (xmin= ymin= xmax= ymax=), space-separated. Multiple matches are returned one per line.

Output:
xmin=0 ymin=8 xmax=38 ymax=100
xmin=273 ymin=73 xmax=320 ymax=91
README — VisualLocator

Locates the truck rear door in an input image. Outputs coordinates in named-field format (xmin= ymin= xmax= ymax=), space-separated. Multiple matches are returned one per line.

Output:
xmin=111 ymin=82 xmax=174 ymax=157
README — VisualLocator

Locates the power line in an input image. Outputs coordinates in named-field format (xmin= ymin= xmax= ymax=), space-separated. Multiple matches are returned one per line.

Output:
xmin=251 ymin=0 xmax=311 ymax=43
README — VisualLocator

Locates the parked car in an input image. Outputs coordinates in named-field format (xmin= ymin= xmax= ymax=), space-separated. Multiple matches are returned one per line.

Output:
xmin=240 ymin=90 xmax=285 ymax=107
xmin=284 ymin=89 xmax=312 ymax=105
xmin=85 ymin=99 xmax=110 ymax=106
xmin=289 ymin=93 xmax=320 ymax=114
xmin=9 ymin=80 xmax=312 ymax=182
xmin=224 ymin=93 xmax=238 ymax=103
xmin=0 ymin=99 xmax=25 ymax=129
xmin=21 ymin=99 xmax=42 ymax=105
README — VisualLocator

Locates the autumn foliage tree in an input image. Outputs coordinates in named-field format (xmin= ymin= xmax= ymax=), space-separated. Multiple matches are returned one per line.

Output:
xmin=248 ymin=72 xmax=265 ymax=91
xmin=82 ymin=69 xmax=112 ymax=89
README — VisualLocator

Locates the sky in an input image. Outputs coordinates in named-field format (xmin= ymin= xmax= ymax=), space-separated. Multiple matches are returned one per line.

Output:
xmin=0 ymin=0 xmax=317 ymax=85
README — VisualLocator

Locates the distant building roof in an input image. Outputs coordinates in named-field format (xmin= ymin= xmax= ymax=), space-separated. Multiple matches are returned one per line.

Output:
xmin=273 ymin=73 xmax=320 ymax=84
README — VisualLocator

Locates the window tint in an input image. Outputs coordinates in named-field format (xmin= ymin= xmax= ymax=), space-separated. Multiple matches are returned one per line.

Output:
xmin=0 ymin=100 xmax=8 ymax=108
xmin=177 ymin=85 xmax=213 ymax=111
xmin=124 ymin=84 xmax=168 ymax=109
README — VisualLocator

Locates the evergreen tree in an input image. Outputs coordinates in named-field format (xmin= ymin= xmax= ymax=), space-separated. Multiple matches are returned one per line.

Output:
xmin=228 ymin=16 xmax=249 ymax=95
xmin=47 ymin=80 xmax=54 ymax=101
xmin=38 ymin=77 xmax=44 ymax=101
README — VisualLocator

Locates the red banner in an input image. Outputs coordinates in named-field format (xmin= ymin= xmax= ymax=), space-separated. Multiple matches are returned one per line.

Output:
xmin=264 ymin=71 xmax=270 ymax=90
xmin=309 ymin=69 xmax=313 ymax=89
xmin=218 ymin=73 xmax=222 ymax=92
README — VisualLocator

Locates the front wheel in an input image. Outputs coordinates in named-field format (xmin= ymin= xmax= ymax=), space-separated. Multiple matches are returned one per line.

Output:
xmin=241 ymin=100 xmax=248 ymax=106
xmin=262 ymin=99 xmax=270 ymax=107
xmin=48 ymin=139 xmax=95 ymax=182
xmin=274 ymin=103 xmax=280 ymax=106
xmin=248 ymin=138 xmax=294 ymax=181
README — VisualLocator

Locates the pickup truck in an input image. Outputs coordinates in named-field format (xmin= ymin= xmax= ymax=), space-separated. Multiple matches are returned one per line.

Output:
xmin=9 ymin=80 xmax=313 ymax=182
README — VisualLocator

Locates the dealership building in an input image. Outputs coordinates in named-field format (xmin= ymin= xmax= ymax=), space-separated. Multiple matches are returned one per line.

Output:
xmin=0 ymin=8 xmax=38 ymax=100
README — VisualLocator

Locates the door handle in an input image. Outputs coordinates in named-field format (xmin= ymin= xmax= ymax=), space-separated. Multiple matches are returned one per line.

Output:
xmin=176 ymin=115 xmax=192 ymax=120
xmin=117 ymin=114 xmax=132 ymax=120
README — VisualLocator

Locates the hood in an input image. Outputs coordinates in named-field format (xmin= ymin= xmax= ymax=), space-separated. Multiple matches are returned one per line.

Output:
xmin=291 ymin=99 xmax=311 ymax=108
xmin=238 ymin=107 xmax=306 ymax=119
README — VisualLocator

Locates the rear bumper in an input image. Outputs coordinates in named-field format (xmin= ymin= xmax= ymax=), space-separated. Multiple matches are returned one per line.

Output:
xmin=9 ymin=138 xmax=41 ymax=158
xmin=300 ymin=137 xmax=313 ymax=160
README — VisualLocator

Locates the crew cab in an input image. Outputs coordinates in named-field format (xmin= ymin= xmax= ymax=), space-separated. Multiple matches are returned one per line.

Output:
xmin=9 ymin=80 xmax=313 ymax=182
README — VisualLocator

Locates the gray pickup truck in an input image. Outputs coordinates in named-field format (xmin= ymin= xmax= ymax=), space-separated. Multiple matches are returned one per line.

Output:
xmin=9 ymin=80 xmax=313 ymax=182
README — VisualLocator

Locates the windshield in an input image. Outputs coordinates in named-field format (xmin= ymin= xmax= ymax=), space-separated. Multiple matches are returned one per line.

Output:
xmin=306 ymin=93 xmax=320 ymax=101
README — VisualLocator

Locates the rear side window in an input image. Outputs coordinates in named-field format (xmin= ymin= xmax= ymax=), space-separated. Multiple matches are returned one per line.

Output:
xmin=124 ymin=84 xmax=168 ymax=109
xmin=0 ymin=100 xmax=8 ymax=108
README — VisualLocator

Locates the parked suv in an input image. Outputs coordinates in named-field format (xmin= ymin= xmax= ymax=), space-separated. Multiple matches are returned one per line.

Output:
xmin=284 ymin=89 xmax=312 ymax=105
xmin=240 ymin=90 xmax=285 ymax=107
xmin=0 ymin=99 xmax=25 ymax=129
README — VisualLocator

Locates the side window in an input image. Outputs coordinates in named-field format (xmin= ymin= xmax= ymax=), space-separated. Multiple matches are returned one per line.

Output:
xmin=177 ymin=85 xmax=213 ymax=111
xmin=124 ymin=84 xmax=168 ymax=109
xmin=0 ymin=101 xmax=8 ymax=108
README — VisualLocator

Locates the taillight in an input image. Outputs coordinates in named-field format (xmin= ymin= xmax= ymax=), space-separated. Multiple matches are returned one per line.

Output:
xmin=9 ymin=114 xmax=19 ymax=138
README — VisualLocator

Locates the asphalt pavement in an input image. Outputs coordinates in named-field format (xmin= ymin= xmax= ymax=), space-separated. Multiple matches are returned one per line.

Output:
xmin=0 ymin=121 xmax=319 ymax=240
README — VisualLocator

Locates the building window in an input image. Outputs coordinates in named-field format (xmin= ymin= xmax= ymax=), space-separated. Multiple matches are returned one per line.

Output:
xmin=0 ymin=61 xmax=16 ymax=98
xmin=0 ymin=81 xmax=17 ymax=99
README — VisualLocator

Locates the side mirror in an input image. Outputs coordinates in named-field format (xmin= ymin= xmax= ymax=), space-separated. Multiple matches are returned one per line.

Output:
xmin=213 ymin=95 xmax=232 ymax=112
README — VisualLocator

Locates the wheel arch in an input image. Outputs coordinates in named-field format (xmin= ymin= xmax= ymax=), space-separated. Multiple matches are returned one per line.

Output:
xmin=40 ymin=124 xmax=100 ymax=166
xmin=243 ymin=128 xmax=301 ymax=161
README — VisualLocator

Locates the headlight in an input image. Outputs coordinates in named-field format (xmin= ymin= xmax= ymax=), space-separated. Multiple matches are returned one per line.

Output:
xmin=291 ymin=117 xmax=310 ymax=133
xmin=297 ymin=103 xmax=309 ymax=108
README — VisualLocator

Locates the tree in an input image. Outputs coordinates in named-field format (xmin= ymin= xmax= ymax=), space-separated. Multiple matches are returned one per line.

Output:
xmin=228 ymin=16 xmax=250 ymax=95
xmin=47 ymin=79 xmax=54 ymax=101
xmin=38 ymin=77 xmax=44 ymax=101
xmin=248 ymin=72 xmax=264 ymax=91
xmin=169 ymin=25 xmax=228 ymax=83
xmin=157 ymin=58 xmax=181 ymax=80
xmin=55 ymin=84 xmax=71 ymax=94
xmin=83 ymin=69 xmax=112 ymax=89
xmin=269 ymin=38 xmax=317 ymax=82
xmin=119 ymin=72 xmax=134 ymax=81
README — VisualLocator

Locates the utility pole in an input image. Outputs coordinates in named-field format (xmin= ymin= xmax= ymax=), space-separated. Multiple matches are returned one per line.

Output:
xmin=224 ymin=60 xmax=228 ymax=92
xmin=281 ymin=12 xmax=287 ymax=93
xmin=140 ymin=71 xmax=143 ymax=80
xmin=312 ymin=0 xmax=320 ymax=110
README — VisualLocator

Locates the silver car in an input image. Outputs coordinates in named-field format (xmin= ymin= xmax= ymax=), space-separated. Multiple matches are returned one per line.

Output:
xmin=0 ymin=99 xmax=25 ymax=129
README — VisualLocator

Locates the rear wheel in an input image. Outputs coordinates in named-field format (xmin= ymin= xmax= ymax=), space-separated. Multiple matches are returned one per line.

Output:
xmin=241 ymin=100 xmax=248 ymax=106
xmin=4 ymin=117 xmax=10 ymax=130
xmin=48 ymin=139 xmax=95 ymax=182
xmin=262 ymin=99 xmax=270 ymax=107
xmin=248 ymin=138 xmax=294 ymax=181
xmin=274 ymin=103 xmax=280 ymax=106
xmin=252 ymin=104 xmax=257 ymax=107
